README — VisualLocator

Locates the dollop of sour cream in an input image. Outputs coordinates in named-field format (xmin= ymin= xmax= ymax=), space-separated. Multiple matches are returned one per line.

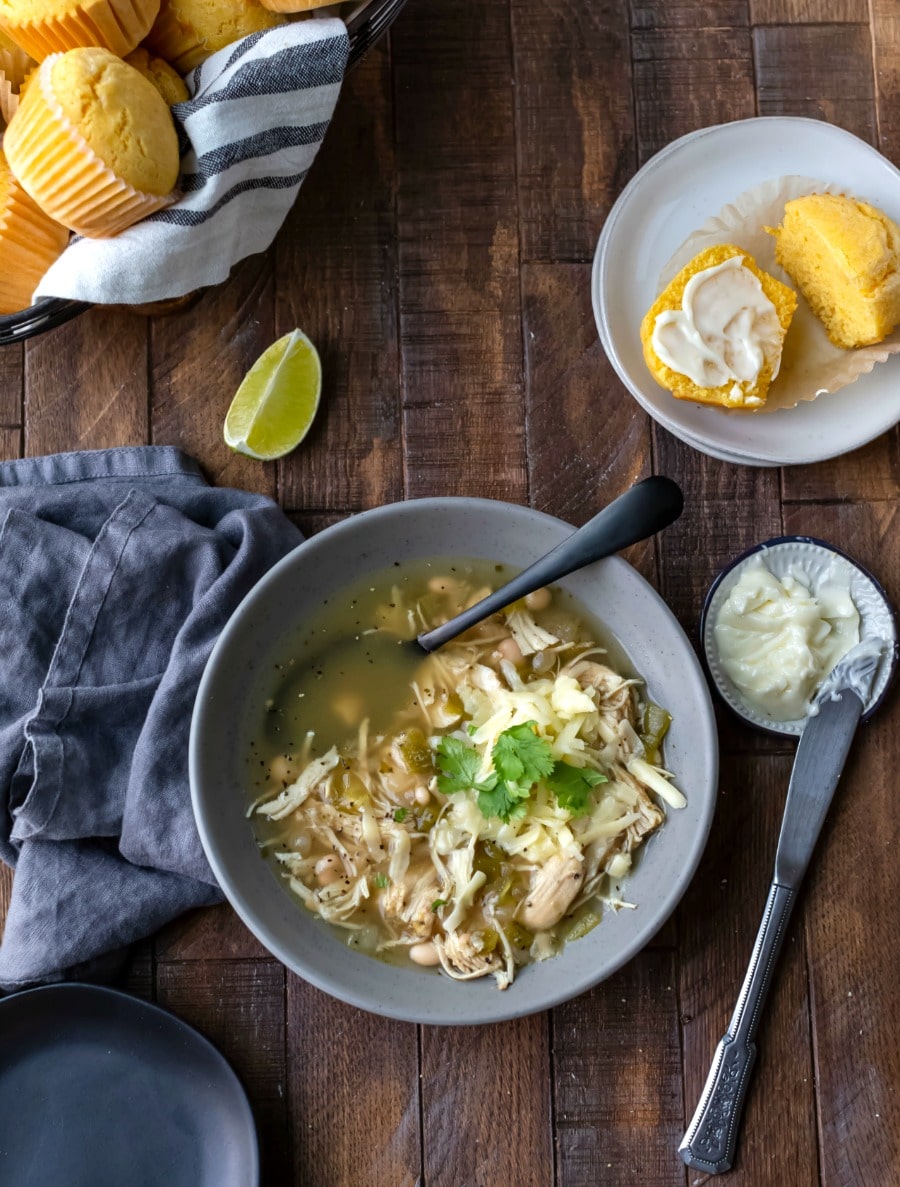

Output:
xmin=651 ymin=257 xmax=783 ymax=400
xmin=713 ymin=557 xmax=860 ymax=721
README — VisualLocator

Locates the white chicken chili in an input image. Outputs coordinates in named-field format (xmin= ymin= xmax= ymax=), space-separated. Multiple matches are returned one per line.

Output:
xmin=248 ymin=561 xmax=685 ymax=990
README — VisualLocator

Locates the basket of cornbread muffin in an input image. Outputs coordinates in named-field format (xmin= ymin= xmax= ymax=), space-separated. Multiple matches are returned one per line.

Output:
xmin=0 ymin=0 xmax=405 ymax=340
xmin=640 ymin=189 xmax=900 ymax=414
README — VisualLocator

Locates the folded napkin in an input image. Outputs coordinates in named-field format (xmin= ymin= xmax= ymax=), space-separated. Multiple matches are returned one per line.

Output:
xmin=34 ymin=19 xmax=349 ymax=306
xmin=0 ymin=448 xmax=303 ymax=990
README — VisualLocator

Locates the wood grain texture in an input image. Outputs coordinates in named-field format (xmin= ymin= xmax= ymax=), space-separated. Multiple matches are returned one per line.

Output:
xmin=420 ymin=1019 xmax=553 ymax=1187
xmin=553 ymin=951 xmax=684 ymax=1187
xmin=157 ymin=960 xmax=289 ymax=1184
xmin=677 ymin=755 xmax=819 ymax=1185
xmin=631 ymin=20 xmax=755 ymax=164
xmin=750 ymin=0 xmax=868 ymax=22
xmin=287 ymin=975 xmax=420 ymax=1187
xmin=754 ymin=23 xmax=876 ymax=141
xmin=276 ymin=45 xmax=402 ymax=514
xmin=871 ymin=0 xmax=900 ymax=165
xmin=0 ymin=427 xmax=20 ymax=463
xmin=0 ymin=344 xmax=22 ymax=426
xmin=0 ymin=865 xmax=11 ymax=938
xmin=392 ymin=0 xmax=528 ymax=501
xmin=521 ymin=263 xmax=652 ymax=540
xmin=511 ymin=0 xmax=635 ymax=263
xmin=24 ymin=310 xmax=147 ymax=455
xmin=149 ymin=256 xmax=276 ymax=496
xmin=155 ymin=903 xmax=271 ymax=962
xmin=782 ymin=501 xmax=900 ymax=1187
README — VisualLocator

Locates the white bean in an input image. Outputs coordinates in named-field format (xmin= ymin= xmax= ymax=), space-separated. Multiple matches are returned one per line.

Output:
xmin=415 ymin=786 xmax=431 ymax=806
xmin=525 ymin=587 xmax=551 ymax=611
xmin=409 ymin=942 xmax=440 ymax=967
xmin=495 ymin=637 xmax=523 ymax=666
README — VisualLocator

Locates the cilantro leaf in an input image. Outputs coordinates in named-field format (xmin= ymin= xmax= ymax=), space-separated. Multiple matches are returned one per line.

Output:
xmin=545 ymin=762 xmax=607 ymax=816
xmin=435 ymin=735 xmax=497 ymax=796
xmin=431 ymin=899 xmax=447 ymax=912
xmin=374 ymin=873 xmax=389 ymax=889
xmin=476 ymin=779 xmax=531 ymax=823
xmin=393 ymin=808 xmax=408 ymax=822
xmin=491 ymin=722 xmax=555 ymax=790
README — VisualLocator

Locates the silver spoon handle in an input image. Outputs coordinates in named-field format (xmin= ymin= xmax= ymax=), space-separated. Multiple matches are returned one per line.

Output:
xmin=679 ymin=881 xmax=796 ymax=1174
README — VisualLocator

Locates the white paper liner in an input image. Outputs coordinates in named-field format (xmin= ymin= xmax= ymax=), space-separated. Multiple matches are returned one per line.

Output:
xmin=658 ymin=176 xmax=900 ymax=413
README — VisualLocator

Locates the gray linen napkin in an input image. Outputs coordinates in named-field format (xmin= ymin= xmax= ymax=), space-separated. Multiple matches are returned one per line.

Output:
xmin=0 ymin=447 xmax=303 ymax=990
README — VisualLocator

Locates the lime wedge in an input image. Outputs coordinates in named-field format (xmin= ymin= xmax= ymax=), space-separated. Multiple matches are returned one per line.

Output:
xmin=224 ymin=329 xmax=322 ymax=460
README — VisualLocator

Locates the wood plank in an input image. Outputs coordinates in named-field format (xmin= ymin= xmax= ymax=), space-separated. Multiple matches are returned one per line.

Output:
xmin=651 ymin=436 xmax=787 ymax=756
xmin=157 ymin=960 xmax=288 ymax=1184
xmin=754 ymin=24 xmax=876 ymax=142
xmin=631 ymin=22 xmax=755 ymax=165
xmin=553 ymin=950 xmax=683 ymax=1187
xmin=0 ymin=864 xmax=11 ymax=938
xmin=287 ymin=974 xmax=420 ymax=1187
xmin=872 ymin=0 xmax=900 ymax=166
xmin=521 ymin=264 xmax=652 ymax=562
xmin=750 ymin=0 xmax=868 ymax=22
xmin=0 ymin=426 xmax=20 ymax=464
xmin=677 ymin=754 xmax=819 ymax=1184
xmin=392 ymin=0 xmax=527 ymax=501
xmin=149 ymin=256 xmax=276 ymax=497
xmin=782 ymin=437 xmax=900 ymax=503
xmin=630 ymin=1 xmax=748 ymax=27
xmin=24 ymin=310 xmax=148 ymax=455
xmin=276 ymin=45 xmax=402 ymax=514
xmin=119 ymin=939 xmax=154 ymax=1001
xmin=511 ymin=0 xmax=635 ymax=263
xmin=155 ymin=903 xmax=271 ymax=962
xmin=0 ymin=343 xmax=22 ymax=426
xmin=420 ymin=1018 xmax=553 ymax=1187
xmin=782 ymin=501 xmax=900 ymax=1187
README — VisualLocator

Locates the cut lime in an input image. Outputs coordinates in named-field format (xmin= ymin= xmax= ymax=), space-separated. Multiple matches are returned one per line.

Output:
xmin=224 ymin=329 xmax=322 ymax=460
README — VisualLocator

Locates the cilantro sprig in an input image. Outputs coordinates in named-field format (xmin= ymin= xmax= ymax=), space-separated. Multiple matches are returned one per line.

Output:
xmin=435 ymin=723 xmax=606 ymax=822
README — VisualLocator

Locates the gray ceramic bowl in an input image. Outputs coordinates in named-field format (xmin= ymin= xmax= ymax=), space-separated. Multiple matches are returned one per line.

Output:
xmin=190 ymin=498 xmax=719 ymax=1025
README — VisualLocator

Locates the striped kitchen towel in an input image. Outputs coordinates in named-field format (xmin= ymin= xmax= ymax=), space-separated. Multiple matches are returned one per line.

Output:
xmin=34 ymin=19 xmax=350 ymax=306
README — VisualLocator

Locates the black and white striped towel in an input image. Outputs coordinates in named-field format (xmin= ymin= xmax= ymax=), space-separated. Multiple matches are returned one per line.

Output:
xmin=34 ymin=19 xmax=349 ymax=305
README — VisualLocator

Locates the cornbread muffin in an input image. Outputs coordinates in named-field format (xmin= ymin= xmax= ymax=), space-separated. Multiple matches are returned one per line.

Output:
xmin=769 ymin=193 xmax=900 ymax=349
xmin=145 ymin=0 xmax=283 ymax=74
xmin=0 ymin=0 xmax=159 ymax=61
xmin=258 ymin=0 xmax=331 ymax=11
xmin=4 ymin=47 xmax=179 ymax=237
xmin=0 ymin=148 xmax=69 ymax=313
xmin=125 ymin=45 xmax=188 ymax=103
xmin=641 ymin=244 xmax=797 ymax=411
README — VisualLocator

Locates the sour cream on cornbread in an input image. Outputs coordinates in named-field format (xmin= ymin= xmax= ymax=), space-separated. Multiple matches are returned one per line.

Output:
xmin=713 ymin=557 xmax=859 ymax=721
xmin=651 ymin=256 xmax=784 ymax=400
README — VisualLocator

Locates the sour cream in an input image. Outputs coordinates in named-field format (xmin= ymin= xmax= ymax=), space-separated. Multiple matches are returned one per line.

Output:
xmin=713 ymin=557 xmax=859 ymax=721
xmin=651 ymin=257 xmax=783 ymax=396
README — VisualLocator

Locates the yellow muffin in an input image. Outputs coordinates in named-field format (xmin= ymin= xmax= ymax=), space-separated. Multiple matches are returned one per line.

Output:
xmin=0 ymin=0 xmax=159 ymax=60
xmin=145 ymin=0 xmax=283 ymax=73
xmin=769 ymin=193 xmax=900 ymax=349
xmin=0 ymin=148 xmax=69 ymax=313
xmin=640 ymin=244 xmax=797 ymax=411
xmin=258 ymin=0 xmax=331 ymax=11
xmin=125 ymin=45 xmax=188 ymax=103
xmin=4 ymin=47 xmax=179 ymax=237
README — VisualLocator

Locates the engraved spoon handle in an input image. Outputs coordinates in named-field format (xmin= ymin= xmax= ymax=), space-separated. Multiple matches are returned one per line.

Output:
xmin=678 ymin=881 xmax=796 ymax=1175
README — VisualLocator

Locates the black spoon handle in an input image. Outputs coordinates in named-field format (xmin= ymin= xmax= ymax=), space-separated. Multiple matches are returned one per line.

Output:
xmin=417 ymin=476 xmax=684 ymax=653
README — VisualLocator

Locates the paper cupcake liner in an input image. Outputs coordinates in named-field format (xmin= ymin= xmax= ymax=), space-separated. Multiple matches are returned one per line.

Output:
xmin=657 ymin=176 xmax=900 ymax=413
xmin=1 ymin=0 xmax=159 ymax=61
xmin=4 ymin=55 xmax=176 ymax=238
xmin=0 ymin=62 xmax=35 ymax=123
xmin=0 ymin=174 xmax=69 ymax=313
xmin=0 ymin=44 xmax=34 ymax=88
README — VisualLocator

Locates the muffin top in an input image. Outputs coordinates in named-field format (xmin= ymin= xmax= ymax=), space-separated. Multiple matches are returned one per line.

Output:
xmin=782 ymin=193 xmax=900 ymax=288
xmin=49 ymin=47 xmax=179 ymax=196
xmin=125 ymin=47 xmax=189 ymax=105
xmin=152 ymin=0 xmax=282 ymax=58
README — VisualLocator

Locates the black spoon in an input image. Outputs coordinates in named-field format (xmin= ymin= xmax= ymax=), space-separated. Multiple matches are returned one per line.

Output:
xmin=416 ymin=475 xmax=684 ymax=653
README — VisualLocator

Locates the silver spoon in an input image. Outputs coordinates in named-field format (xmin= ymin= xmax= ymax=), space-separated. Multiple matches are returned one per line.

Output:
xmin=417 ymin=475 xmax=684 ymax=653
xmin=680 ymin=536 xmax=898 ymax=1175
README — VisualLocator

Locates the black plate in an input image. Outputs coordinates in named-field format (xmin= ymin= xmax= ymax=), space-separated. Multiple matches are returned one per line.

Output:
xmin=0 ymin=984 xmax=259 ymax=1187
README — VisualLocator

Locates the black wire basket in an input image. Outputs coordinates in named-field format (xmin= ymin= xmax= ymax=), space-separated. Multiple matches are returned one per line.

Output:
xmin=0 ymin=0 xmax=407 ymax=346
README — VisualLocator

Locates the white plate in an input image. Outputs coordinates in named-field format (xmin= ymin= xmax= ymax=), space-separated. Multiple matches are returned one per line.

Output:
xmin=592 ymin=117 xmax=900 ymax=466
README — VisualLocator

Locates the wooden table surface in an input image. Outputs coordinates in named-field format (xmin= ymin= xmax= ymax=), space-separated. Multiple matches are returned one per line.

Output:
xmin=2 ymin=1 xmax=899 ymax=1184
